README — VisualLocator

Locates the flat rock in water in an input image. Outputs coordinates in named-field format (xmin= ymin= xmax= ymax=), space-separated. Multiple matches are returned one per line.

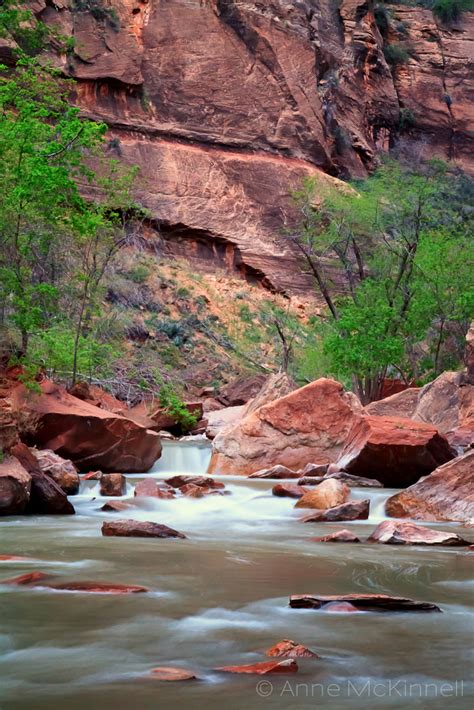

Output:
xmin=134 ymin=479 xmax=175 ymax=499
xmin=102 ymin=519 xmax=186 ymax=539
xmin=289 ymin=594 xmax=442 ymax=612
xmin=265 ymin=639 xmax=319 ymax=658
xmin=272 ymin=483 xmax=308 ymax=499
xmin=1 ymin=571 xmax=52 ymax=586
xmin=215 ymin=660 xmax=298 ymax=674
xmin=48 ymin=581 xmax=148 ymax=594
xmin=100 ymin=500 xmax=136 ymax=512
xmin=149 ymin=666 xmax=198 ymax=681
xmin=165 ymin=475 xmax=224 ymax=489
xmin=323 ymin=602 xmax=361 ymax=612
xmin=367 ymin=520 xmax=471 ymax=546
xmin=296 ymin=477 xmax=324 ymax=486
xmin=313 ymin=529 xmax=361 ymax=543
xmin=302 ymin=499 xmax=370 ymax=522
xmin=248 ymin=466 xmax=300 ymax=480
xmin=325 ymin=472 xmax=383 ymax=488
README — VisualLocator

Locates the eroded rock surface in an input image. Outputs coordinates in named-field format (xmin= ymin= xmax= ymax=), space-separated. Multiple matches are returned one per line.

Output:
xmin=385 ymin=450 xmax=474 ymax=524
xmin=29 ymin=0 xmax=473 ymax=295
xmin=208 ymin=378 xmax=363 ymax=475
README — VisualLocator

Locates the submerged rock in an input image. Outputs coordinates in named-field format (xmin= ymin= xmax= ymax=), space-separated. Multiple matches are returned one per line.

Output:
xmin=248 ymin=465 xmax=301 ymax=480
xmin=301 ymin=499 xmax=370 ymax=523
xmin=322 ymin=602 xmax=361 ymax=612
xmin=165 ymin=475 xmax=224 ymax=490
xmin=272 ymin=483 xmax=308 ymax=499
xmin=100 ymin=473 xmax=126 ymax=497
xmin=1 ymin=571 xmax=51 ymax=586
xmin=335 ymin=415 xmax=455 ymax=487
xmin=102 ymin=519 xmax=186 ymax=539
xmin=289 ymin=594 xmax=442 ymax=612
xmin=313 ymin=530 xmax=362 ymax=543
xmin=295 ymin=479 xmax=350 ymax=510
xmin=215 ymin=660 xmax=298 ymax=674
xmin=134 ymin=479 xmax=175 ymax=499
xmin=296 ymin=476 xmax=324 ymax=486
xmin=180 ymin=483 xmax=225 ymax=498
xmin=48 ymin=581 xmax=148 ymax=594
xmin=149 ymin=666 xmax=198 ymax=681
xmin=265 ymin=639 xmax=319 ymax=658
xmin=0 ymin=455 xmax=31 ymax=516
xmin=324 ymin=472 xmax=383 ymax=488
xmin=100 ymin=500 xmax=136 ymax=512
xmin=385 ymin=450 xmax=474 ymax=524
xmin=367 ymin=520 xmax=471 ymax=546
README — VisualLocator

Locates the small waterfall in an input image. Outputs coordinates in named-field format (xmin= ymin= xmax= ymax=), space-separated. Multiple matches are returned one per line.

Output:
xmin=150 ymin=438 xmax=212 ymax=475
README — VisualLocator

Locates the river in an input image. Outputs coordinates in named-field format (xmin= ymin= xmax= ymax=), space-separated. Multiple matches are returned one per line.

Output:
xmin=0 ymin=440 xmax=472 ymax=709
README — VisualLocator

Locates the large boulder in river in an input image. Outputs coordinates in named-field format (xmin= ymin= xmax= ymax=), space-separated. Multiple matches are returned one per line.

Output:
xmin=367 ymin=520 xmax=471 ymax=546
xmin=366 ymin=388 xmax=420 ymax=419
xmin=335 ymin=415 xmax=455 ymax=487
xmin=10 ymin=381 xmax=162 ymax=473
xmin=0 ymin=455 xmax=31 ymax=516
xmin=385 ymin=450 xmax=474 ymax=524
xmin=31 ymin=449 xmax=80 ymax=495
xmin=208 ymin=378 xmax=363 ymax=475
xmin=412 ymin=371 xmax=473 ymax=449
xmin=11 ymin=443 xmax=74 ymax=515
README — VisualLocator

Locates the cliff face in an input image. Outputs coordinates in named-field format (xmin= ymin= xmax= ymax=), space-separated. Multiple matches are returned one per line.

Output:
xmin=34 ymin=0 xmax=473 ymax=294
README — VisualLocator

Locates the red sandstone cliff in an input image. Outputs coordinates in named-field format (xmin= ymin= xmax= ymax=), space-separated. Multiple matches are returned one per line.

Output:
xmin=30 ymin=0 xmax=473 ymax=293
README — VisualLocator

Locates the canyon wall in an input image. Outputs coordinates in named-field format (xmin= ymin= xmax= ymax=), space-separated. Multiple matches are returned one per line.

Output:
xmin=33 ymin=0 xmax=473 ymax=293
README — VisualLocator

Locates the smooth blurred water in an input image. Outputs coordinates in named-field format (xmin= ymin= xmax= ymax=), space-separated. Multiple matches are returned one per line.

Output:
xmin=0 ymin=442 xmax=472 ymax=710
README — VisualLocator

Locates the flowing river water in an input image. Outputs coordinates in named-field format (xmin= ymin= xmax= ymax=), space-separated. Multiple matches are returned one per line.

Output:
xmin=0 ymin=440 xmax=473 ymax=709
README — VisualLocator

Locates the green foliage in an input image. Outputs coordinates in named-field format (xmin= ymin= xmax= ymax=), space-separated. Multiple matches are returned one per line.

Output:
xmin=290 ymin=158 xmax=474 ymax=401
xmin=72 ymin=0 xmax=121 ymax=32
xmin=384 ymin=44 xmax=410 ymax=66
xmin=28 ymin=324 xmax=120 ymax=380
xmin=399 ymin=107 xmax=416 ymax=131
xmin=128 ymin=263 xmax=151 ymax=283
xmin=431 ymin=0 xmax=474 ymax=22
xmin=158 ymin=384 xmax=198 ymax=433
xmin=0 ymin=2 xmax=138 ymax=386
xmin=374 ymin=4 xmax=391 ymax=34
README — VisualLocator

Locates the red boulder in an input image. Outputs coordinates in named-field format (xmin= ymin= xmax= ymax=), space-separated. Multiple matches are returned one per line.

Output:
xmin=10 ymin=380 xmax=162 ymax=473
xmin=102 ymin=519 xmax=186 ymax=538
xmin=100 ymin=473 xmax=126 ymax=497
xmin=336 ymin=415 xmax=455 ymax=487
xmin=265 ymin=639 xmax=319 ymax=658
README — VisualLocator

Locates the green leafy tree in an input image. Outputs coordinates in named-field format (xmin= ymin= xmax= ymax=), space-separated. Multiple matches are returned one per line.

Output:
xmin=289 ymin=158 xmax=474 ymax=402
xmin=0 ymin=2 xmax=139 ymax=384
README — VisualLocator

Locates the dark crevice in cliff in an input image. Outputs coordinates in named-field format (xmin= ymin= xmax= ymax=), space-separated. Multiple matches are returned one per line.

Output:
xmin=148 ymin=221 xmax=278 ymax=292
xmin=433 ymin=19 xmax=457 ymax=160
